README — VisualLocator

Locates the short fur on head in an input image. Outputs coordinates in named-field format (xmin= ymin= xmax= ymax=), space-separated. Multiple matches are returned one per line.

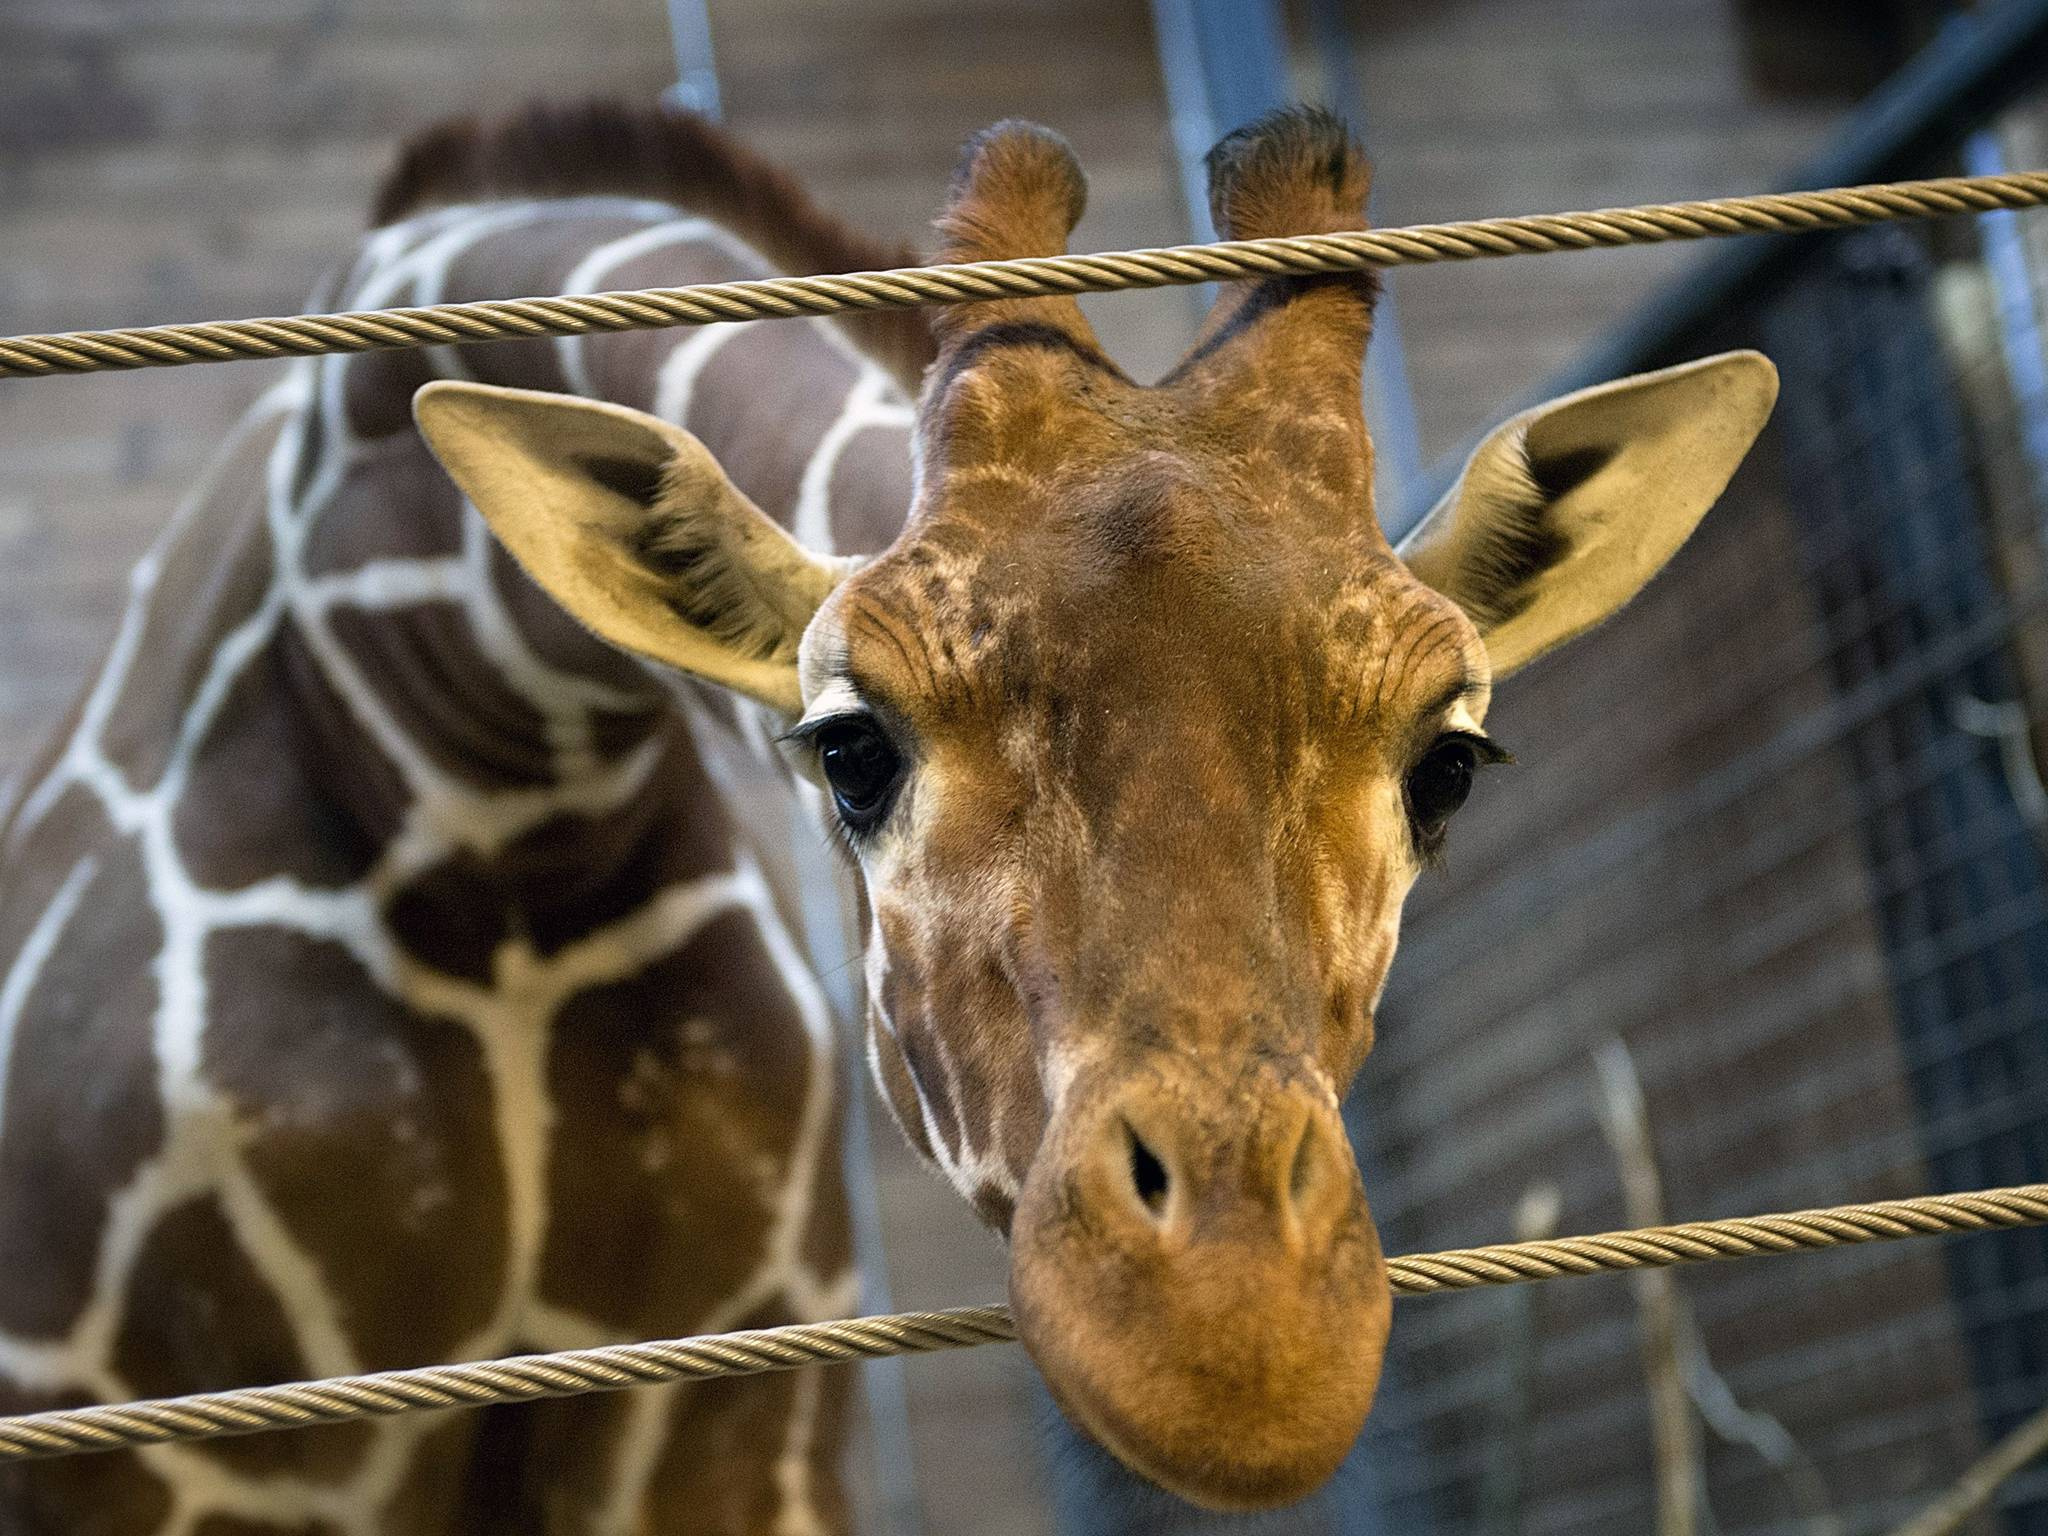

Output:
xmin=414 ymin=106 xmax=1781 ymax=1512
xmin=937 ymin=119 xmax=1089 ymax=263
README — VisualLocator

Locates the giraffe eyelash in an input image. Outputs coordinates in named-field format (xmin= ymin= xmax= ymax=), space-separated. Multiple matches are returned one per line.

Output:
xmin=777 ymin=711 xmax=858 ymax=751
xmin=1439 ymin=730 xmax=1512 ymax=767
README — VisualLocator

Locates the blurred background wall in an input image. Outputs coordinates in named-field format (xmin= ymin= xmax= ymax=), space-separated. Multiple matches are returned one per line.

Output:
xmin=0 ymin=0 xmax=1865 ymax=796
xmin=10 ymin=1 xmax=2048 ymax=1532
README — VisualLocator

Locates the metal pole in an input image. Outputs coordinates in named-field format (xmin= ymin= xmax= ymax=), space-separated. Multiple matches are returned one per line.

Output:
xmin=1150 ymin=0 xmax=1426 ymax=521
xmin=1304 ymin=0 xmax=1426 ymax=521
xmin=661 ymin=0 xmax=722 ymax=119
xmin=1962 ymin=127 xmax=2048 ymax=514
xmin=656 ymin=8 xmax=918 ymax=1526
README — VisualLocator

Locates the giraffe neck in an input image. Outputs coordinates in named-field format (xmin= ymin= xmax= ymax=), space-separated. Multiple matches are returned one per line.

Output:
xmin=292 ymin=196 xmax=916 ymax=809
xmin=175 ymin=197 xmax=911 ymax=993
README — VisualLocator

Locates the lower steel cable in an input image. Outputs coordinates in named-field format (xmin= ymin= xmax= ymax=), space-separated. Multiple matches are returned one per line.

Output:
xmin=0 ymin=1182 xmax=2041 ymax=1462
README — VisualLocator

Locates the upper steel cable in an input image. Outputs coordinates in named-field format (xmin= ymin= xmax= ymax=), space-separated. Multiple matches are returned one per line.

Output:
xmin=2 ymin=171 xmax=2046 ymax=379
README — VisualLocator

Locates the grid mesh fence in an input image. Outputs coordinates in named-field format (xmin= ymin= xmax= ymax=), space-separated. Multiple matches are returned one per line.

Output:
xmin=1351 ymin=87 xmax=2048 ymax=1536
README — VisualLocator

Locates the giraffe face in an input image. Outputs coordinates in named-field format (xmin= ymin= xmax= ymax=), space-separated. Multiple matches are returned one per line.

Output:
xmin=793 ymin=419 xmax=1483 ymax=1505
xmin=801 ymin=418 xmax=1491 ymax=1176
xmin=418 ymin=108 xmax=1779 ymax=1514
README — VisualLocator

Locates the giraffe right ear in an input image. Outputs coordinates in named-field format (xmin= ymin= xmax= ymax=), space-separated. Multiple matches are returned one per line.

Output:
xmin=414 ymin=380 xmax=846 ymax=716
xmin=1394 ymin=351 xmax=1777 ymax=680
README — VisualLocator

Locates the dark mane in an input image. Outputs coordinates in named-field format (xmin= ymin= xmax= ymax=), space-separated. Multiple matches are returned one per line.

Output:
xmin=372 ymin=99 xmax=935 ymax=387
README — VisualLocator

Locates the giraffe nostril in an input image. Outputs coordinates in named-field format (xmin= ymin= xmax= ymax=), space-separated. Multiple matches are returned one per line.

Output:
xmin=1125 ymin=1120 xmax=1170 ymax=1219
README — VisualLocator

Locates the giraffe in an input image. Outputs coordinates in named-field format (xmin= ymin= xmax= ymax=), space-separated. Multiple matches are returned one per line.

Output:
xmin=414 ymin=106 xmax=1778 ymax=1513
xmin=0 ymin=105 xmax=932 ymax=1535
xmin=0 ymin=100 xmax=1776 ymax=1530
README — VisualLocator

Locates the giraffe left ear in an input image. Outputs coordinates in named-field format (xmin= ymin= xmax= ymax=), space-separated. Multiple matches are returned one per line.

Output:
xmin=414 ymin=380 xmax=847 ymax=716
xmin=1396 ymin=351 xmax=1778 ymax=679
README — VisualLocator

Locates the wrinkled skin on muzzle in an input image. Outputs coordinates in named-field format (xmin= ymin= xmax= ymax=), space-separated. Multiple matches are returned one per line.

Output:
xmin=1012 ymin=1056 xmax=1391 ymax=1508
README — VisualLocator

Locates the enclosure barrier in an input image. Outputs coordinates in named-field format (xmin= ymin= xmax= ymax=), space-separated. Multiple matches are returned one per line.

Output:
xmin=6 ymin=163 xmax=2048 ymax=1531
xmin=2 ymin=171 xmax=2048 ymax=378
xmin=0 ymin=1183 xmax=2040 ymax=1461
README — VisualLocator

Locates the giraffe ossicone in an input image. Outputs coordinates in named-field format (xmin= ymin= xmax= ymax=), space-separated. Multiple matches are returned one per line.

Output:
xmin=419 ymin=105 xmax=1777 ymax=1512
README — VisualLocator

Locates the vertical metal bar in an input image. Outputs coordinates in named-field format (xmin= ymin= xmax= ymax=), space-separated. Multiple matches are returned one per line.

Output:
xmin=1147 ymin=0 xmax=1224 ymax=338
xmin=1962 ymin=128 xmax=2048 ymax=514
xmin=1305 ymin=0 xmax=1427 ymax=518
xmin=656 ymin=13 xmax=916 ymax=1502
xmin=657 ymin=7 xmax=919 ymax=1522
xmin=661 ymin=0 xmax=723 ymax=119
xmin=788 ymin=825 xmax=926 ymax=1536
xmin=1164 ymin=0 xmax=1293 ymax=164
xmin=1150 ymin=0 xmax=1426 ymax=524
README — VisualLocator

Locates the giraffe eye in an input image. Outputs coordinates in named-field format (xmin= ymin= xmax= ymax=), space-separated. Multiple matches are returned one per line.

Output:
xmin=1406 ymin=733 xmax=1504 ymax=840
xmin=815 ymin=716 xmax=903 ymax=832
xmin=1407 ymin=739 xmax=1476 ymax=829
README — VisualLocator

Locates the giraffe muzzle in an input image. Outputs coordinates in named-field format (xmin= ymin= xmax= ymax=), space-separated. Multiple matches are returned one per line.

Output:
xmin=1006 ymin=1060 xmax=1392 ymax=1511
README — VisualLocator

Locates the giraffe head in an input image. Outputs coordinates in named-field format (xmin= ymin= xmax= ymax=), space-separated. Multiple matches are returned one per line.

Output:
xmin=416 ymin=108 xmax=1777 ymax=1509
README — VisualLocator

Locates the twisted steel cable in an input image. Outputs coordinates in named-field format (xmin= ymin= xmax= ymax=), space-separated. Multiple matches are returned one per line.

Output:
xmin=1 ymin=1183 xmax=2043 ymax=1462
xmin=1382 ymin=1182 xmax=2048 ymax=1293
xmin=3 ymin=171 xmax=2047 ymax=379
xmin=0 ymin=1306 xmax=1023 ymax=1462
